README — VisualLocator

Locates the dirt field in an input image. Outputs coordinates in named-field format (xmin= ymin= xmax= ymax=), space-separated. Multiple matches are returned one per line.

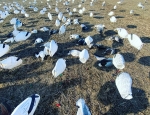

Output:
xmin=0 ymin=0 xmax=150 ymax=114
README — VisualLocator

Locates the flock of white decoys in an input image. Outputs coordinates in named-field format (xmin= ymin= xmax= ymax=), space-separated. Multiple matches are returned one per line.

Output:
xmin=0 ymin=0 xmax=147 ymax=114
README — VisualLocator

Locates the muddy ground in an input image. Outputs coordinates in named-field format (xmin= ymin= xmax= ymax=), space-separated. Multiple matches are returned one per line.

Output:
xmin=0 ymin=0 xmax=150 ymax=115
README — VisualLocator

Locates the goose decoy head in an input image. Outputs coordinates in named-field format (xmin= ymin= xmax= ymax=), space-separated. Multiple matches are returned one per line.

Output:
xmin=76 ymin=105 xmax=80 ymax=108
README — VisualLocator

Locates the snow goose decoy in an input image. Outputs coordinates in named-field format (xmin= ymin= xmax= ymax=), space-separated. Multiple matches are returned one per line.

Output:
xmin=79 ymin=49 xmax=89 ymax=63
xmin=59 ymin=24 xmax=66 ymax=35
xmin=80 ymin=24 xmax=88 ymax=31
xmin=44 ymin=40 xmax=58 ymax=57
xmin=108 ymin=36 xmax=123 ymax=44
xmin=11 ymin=94 xmax=40 ymax=115
xmin=55 ymin=19 xmax=60 ymax=27
xmin=14 ymin=31 xmax=32 ymax=42
xmin=114 ymin=28 xmax=128 ymax=39
xmin=85 ymin=36 xmax=94 ymax=48
xmin=34 ymin=38 xmax=43 ymax=44
xmin=55 ymin=7 xmax=59 ymax=13
xmin=127 ymin=34 xmax=143 ymax=51
xmin=58 ymin=12 xmax=63 ymax=20
xmin=10 ymin=18 xmax=22 ymax=28
xmin=52 ymin=58 xmax=66 ymax=78
xmin=70 ymin=34 xmax=81 ymax=39
xmin=115 ymin=72 xmax=133 ymax=100
xmin=103 ymin=47 xmax=117 ymax=55
xmin=40 ymin=27 xmax=49 ymax=32
xmin=110 ymin=16 xmax=117 ymax=23
xmin=130 ymin=10 xmax=134 ymax=15
xmin=108 ymin=11 xmax=114 ymax=16
xmin=35 ymin=51 xmax=45 ymax=61
xmin=94 ymin=24 xmax=105 ymax=35
xmin=0 ymin=44 xmax=9 ymax=57
xmin=62 ymin=16 xmax=66 ymax=23
xmin=76 ymin=98 xmax=91 ymax=115
xmin=113 ymin=53 xmax=125 ymax=73
xmin=90 ymin=12 xmax=93 ymax=17
xmin=68 ymin=50 xmax=80 ymax=57
xmin=48 ymin=12 xmax=52 ymax=21
xmin=113 ymin=5 xmax=117 ymax=10
xmin=73 ymin=19 xmax=79 ymax=25
xmin=0 ymin=56 xmax=22 ymax=69
xmin=95 ymin=55 xmax=113 ymax=67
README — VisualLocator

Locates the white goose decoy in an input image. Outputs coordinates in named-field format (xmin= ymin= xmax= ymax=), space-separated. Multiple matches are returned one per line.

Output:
xmin=34 ymin=38 xmax=43 ymax=44
xmin=108 ymin=11 xmax=114 ymax=16
xmin=110 ymin=16 xmax=117 ymax=23
xmin=68 ymin=50 xmax=80 ymax=57
xmin=14 ymin=31 xmax=32 ymax=42
xmin=59 ymin=24 xmax=66 ymax=35
xmin=44 ymin=40 xmax=58 ymax=57
xmin=58 ymin=12 xmax=63 ymax=20
xmin=113 ymin=53 xmax=125 ymax=70
xmin=73 ymin=19 xmax=79 ymax=25
xmin=115 ymin=72 xmax=133 ymax=100
xmin=34 ymin=7 xmax=38 ymax=12
xmin=70 ymin=34 xmax=81 ymax=39
xmin=114 ymin=5 xmax=117 ymax=10
xmin=14 ymin=9 xmax=20 ymax=14
xmin=137 ymin=2 xmax=144 ymax=8
xmin=73 ymin=8 xmax=77 ymax=12
xmin=130 ymin=10 xmax=134 ymax=15
xmin=127 ymin=34 xmax=143 ymax=50
xmin=35 ymin=51 xmax=45 ymax=61
xmin=85 ymin=36 xmax=93 ymax=48
xmin=55 ymin=19 xmax=60 ymax=27
xmin=25 ymin=13 xmax=29 ymax=17
xmin=90 ymin=12 xmax=93 ymax=17
xmin=11 ymin=94 xmax=40 ymax=115
xmin=0 ymin=44 xmax=9 ymax=57
xmin=0 ymin=56 xmax=22 ymax=69
xmin=114 ymin=28 xmax=128 ymax=39
xmin=62 ymin=16 xmax=66 ymax=23
xmin=40 ymin=27 xmax=49 ymax=32
xmin=55 ymin=7 xmax=59 ymax=13
xmin=76 ymin=98 xmax=91 ymax=115
xmin=52 ymin=58 xmax=66 ymax=78
xmin=40 ymin=10 xmax=45 ymax=15
xmin=79 ymin=49 xmax=89 ymax=63
xmin=48 ymin=12 xmax=52 ymax=21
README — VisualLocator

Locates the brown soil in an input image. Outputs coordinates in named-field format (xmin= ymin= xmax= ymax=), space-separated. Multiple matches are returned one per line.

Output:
xmin=0 ymin=0 xmax=150 ymax=115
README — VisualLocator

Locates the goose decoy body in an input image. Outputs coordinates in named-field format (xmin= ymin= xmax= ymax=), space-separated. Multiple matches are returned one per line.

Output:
xmin=76 ymin=98 xmax=91 ymax=115
xmin=40 ymin=27 xmax=49 ymax=32
xmin=44 ymin=40 xmax=58 ymax=57
xmin=55 ymin=19 xmax=60 ymax=27
xmin=49 ymin=29 xmax=59 ymax=35
xmin=108 ymin=36 xmax=123 ymax=44
xmin=0 ymin=56 xmax=22 ymax=69
xmin=0 ymin=43 xmax=9 ymax=57
xmin=48 ymin=12 xmax=52 ymax=21
xmin=35 ymin=51 xmax=45 ymax=61
xmin=11 ymin=94 xmax=40 ymax=115
xmin=34 ymin=38 xmax=43 ymax=44
xmin=73 ymin=19 xmax=79 ymax=25
xmin=85 ymin=36 xmax=93 ymax=48
xmin=94 ymin=55 xmax=113 ymax=67
xmin=110 ymin=16 xmax=117 ymax=23
xmin=59 ymin=24 xmax=66 ymax=35
xmin=108 ymin=11 xmax=114 ymax=16
xmin=70 ymin=34 xmax=81 ymax=39
xmin=79 ymin=49 xmax=89 ymax=63
xmin=14 ymin=31 xmax=31 ymax=42
xmin=94 ymin=24 xmax=105 ymax=35
xmin=114 ymin=28 xmax=128 ymax=39
xmin=80 ymin=24 xmax=88 ymax=31
xmin=62 ymin=16 xmax=66 ymax=22
xmin=103 ymin=47 xmax=117 ymax=55
xmin=68 ymin=50 xmax=80 ymax=57
xmin=127 ymin=34 xmax=143 ymax=50
xmin=115 ymin=72 xmax=133 ymax=100
xmin=52 ymin=58 xmax=66 ymax=78
xmin=113 ymin=53 xmax=125 ymax=70
xmin=76 ymin=39 xmax=86 ymax=45
xmin=58 ymin=12 xmax=63 ymax=20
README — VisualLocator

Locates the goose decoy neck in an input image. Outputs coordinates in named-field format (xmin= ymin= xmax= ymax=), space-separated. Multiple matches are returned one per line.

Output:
xmin=16 ymin=57 xmax=20 ymax=61
xmin=131 ymin=33 xmax=133 ymax=40
xmin=26 ymin=32 xmax=30 ymax=36
xmin=3 ymin=44 xmax=5 ymax=48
